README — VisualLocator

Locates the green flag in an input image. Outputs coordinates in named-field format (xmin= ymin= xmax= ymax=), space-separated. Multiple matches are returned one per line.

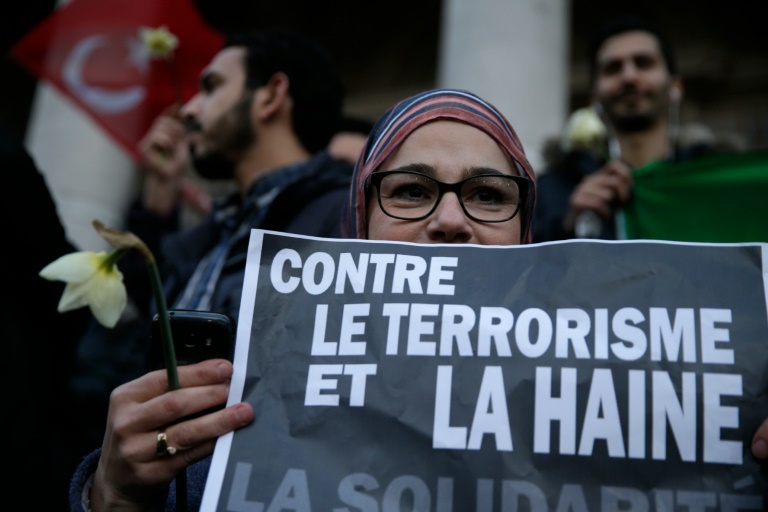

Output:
xmin=621 ymin=149 xmax=768 ymax=242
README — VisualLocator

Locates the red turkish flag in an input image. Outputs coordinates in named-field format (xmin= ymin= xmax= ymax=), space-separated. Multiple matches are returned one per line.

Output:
xmin=11 ymin=0 xmax=224 ymax=162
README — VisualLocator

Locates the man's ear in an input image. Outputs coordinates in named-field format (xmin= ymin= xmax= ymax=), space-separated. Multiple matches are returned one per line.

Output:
xmin=589 ymin=93 xmax=606 ymax=116
xmin=253 ymin=72 xmax=290 ymax=121
xmin=669 ymin=78 xmax=683 ymax=102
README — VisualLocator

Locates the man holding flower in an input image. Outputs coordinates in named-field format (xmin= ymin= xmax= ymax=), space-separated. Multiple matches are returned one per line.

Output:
xmin=68 ymin=29 xmax=355 ymax=481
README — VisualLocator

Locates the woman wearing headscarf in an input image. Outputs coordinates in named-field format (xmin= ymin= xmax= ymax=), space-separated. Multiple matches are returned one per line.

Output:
xmin=342 ymin=88 xmax=537 ymax=245
xmin=72 ymin=88 xmax=539 ymax=512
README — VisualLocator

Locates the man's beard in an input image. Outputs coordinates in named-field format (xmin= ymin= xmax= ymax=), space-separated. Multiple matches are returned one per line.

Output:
xmin=189 ymin=145 xmax=237 ymax=181
xmin=188 ymin=94 xmax=255 ymax=181
xmin=611 ymin=113 xmax=656 ymax=133
xmin=603 ymin=86 xmax=663 ymax=134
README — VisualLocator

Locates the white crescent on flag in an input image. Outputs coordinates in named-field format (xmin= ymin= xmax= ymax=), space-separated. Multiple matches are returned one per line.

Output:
xmin=63 ymin=34 xmax=147 ymax=114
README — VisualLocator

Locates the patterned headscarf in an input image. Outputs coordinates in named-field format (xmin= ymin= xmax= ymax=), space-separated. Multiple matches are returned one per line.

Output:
xmin=340 ymin=89 xmax=537 ymax=243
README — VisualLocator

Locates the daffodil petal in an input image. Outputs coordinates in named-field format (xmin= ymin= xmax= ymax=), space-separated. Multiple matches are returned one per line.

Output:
xmin=140 ymin=25 xmax=179 ymax=58
xmin=59 ymin=279 xmax=108 ymax=312
xmin=87 ymin=269 xmax=128 ymax=328
xmin=39 ymin=252 xmax=104 ymax=283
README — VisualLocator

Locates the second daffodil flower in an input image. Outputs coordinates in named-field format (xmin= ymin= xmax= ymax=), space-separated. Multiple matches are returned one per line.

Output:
xmin=140 ymin=25 xmax=179 ymax=58
xmin=39 ymin=248 xmax=126 ymax=328
xmin=562 ymin=106 xmax=608 ymax=156
xmin=139 ymin=25 xmax=183 ymax=109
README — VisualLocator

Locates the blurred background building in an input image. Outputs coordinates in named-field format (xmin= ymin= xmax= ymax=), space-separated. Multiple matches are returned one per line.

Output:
xmin=2 ymin=0 xmax=766 ymax=250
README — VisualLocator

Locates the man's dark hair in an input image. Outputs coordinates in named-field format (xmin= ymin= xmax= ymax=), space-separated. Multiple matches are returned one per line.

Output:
xmin=223 ymin=31 xmax=345 ymax=153
xmin=588 ymin=15 xmax=677 ymax=83
xmin=338 ymin=115 xmax=374 ymax=136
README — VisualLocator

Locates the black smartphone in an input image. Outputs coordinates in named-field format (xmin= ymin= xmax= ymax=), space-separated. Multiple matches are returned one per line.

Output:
xmin=151 ymin=309 xmax=235 ymax=370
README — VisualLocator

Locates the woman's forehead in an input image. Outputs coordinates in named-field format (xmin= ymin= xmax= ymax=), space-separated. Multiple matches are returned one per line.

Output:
xmin=378 ymin=120 xmax=518 ymax=178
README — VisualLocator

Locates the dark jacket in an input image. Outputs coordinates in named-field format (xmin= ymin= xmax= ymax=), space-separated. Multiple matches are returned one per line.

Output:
xmin=154 ymin=151 xmax=353 ymax=320
xmin=533 ymin=149 xmax=610 ymax=243
xmin=71 ymin=449 xmax=211 ymax=512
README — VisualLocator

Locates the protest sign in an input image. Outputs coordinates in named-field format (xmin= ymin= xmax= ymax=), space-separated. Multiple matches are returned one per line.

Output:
xmin=202 ymin=230 xmax=768 ymax=511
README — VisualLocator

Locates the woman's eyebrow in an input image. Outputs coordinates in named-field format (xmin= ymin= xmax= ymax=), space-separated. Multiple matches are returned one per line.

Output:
xmin=461 ymin=166 xmax=513 ymax=179
xmin=387 ymin=164 xmax=517 ymax=180
xmin=388 ymin=163 xmax=437 ymax=177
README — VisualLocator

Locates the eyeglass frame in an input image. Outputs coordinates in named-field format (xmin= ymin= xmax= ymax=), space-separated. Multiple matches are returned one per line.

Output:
xmin=365 ymin=169 xmax=529 ymax=223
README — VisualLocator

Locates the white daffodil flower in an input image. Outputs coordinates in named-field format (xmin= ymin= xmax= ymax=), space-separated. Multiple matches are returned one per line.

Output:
xmin=42 ymin=220 xmax=180 ymax=390
xmin=39 ymin=250 xmax=127 ymax=328
xmin=140 ymin=25 xmax=179 ymax=59
xmin=139 ymin=25 xmax=183 ymax=107
xmin=562 ymin=106 xmax=608 ymax=155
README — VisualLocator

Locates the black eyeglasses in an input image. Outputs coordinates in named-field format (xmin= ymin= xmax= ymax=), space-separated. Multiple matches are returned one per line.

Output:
xmin=366 ymin=170 xmax=528 ymax=223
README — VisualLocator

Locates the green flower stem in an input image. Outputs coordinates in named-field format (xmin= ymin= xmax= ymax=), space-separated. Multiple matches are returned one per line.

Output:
xmin=167 ymin=56 xmax=183 ymax=108
xmin=92 ymin=234 xmax=179 ymax=388
xmin=146 ymin=260 xmax=179 ymax=390
xmin=146 ymin=258 xmax=186 ymax=511
xmin=101 ymin=249 xmax=124 ymax=270
xmin=91 ymin=222 xmax=186 ymax=509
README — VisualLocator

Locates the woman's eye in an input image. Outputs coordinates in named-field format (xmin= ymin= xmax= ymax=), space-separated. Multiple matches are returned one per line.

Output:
xmin=394 ymin=185 xmax=427 ymax=199
xmin=465 ymin=186 xmax=504 ymax=204
xmin=476 ymin=188 xmax=501 ymax=203
xmin=463 ymin=177 xmax=519 ymax=206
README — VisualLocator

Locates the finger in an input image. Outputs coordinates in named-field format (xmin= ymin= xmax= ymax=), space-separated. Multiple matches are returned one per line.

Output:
xmin=155 ymin=116 xmax=186 ymax=140
xmin=161 ymin=402 xmax=254 ymax=456
xmin=135 ymin=402 xmax=254 ymax=473
xmin=116 ymin=359 xmax=233 ymax=404
xmin=575 ymin=198 xmax=613 ymax=218
xmin=160 ymin=102 xmax=182 ymax=119
xmin=585 ymin=183 xmax=616 ymax=203
xmin=600 ymin=159 xmax=632 ymax=175
xmin=572 ymin=185 xmax=615 ymax=217
xmin=131 ymin=359 xmax=240 ymax=431
xmin=752 ymin=419 xmax=768 ymax=459
xmin=600 ymin=162 xmax=633 ymax=200
xmin=140 ymin=118 xmax=185 ymax=151
xmin=579 ymin=171 xmax=633 ymax=207
xmin=130 ymin=437 xmax=219 ymax=486
xmin=146 ymin=126 xmax=184 ymax=154
xmin=148 ymin=125 xmax=180 ymax=147
xmin=608 ymin=175 xmax=633 ymax=204
xmin=178 ymin=359 xmax=235 ymax=388
xmin=135 ymin=382 xmax=231 ymax=432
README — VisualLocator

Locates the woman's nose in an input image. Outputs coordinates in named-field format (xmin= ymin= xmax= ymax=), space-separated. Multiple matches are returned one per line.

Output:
xmin=426 ymin=192 xmax=472 ymax=243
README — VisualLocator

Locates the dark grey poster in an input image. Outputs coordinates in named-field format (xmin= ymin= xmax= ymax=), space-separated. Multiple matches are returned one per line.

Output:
xmin=202 ymin=230 xmax=768 ymax=511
